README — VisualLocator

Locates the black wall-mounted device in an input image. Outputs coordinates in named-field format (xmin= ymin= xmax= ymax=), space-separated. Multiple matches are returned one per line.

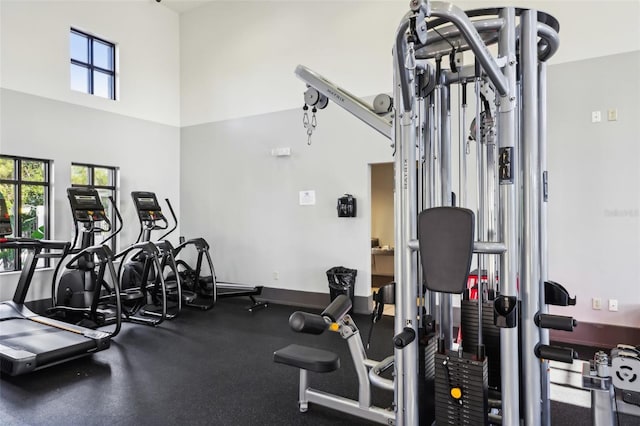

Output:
xmin=337 ymin=194 xmax=357 ymax=217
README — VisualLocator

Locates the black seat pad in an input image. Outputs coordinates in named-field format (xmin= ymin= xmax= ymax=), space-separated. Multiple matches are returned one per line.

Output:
xmin=273 ymin=344 xmax=340 ymax=373
xmin=418 ymin=207 xmax=475 ymax=294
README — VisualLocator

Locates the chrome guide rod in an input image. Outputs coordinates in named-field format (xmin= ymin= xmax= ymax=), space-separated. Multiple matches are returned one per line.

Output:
xmin=459 ymin=82 xmax=468 ymax=208
xmin=440 ymin=80 xmax=454 ymax=349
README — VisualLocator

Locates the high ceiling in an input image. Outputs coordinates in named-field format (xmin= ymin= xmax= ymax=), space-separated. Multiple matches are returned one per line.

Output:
xmin=159 ymin=0 xmax=211 ymax=14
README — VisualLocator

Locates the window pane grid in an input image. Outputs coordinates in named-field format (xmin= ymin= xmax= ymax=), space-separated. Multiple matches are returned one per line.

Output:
xmin=0 ymin=156 xmax=51 ymax=272
xmin=70 ymin=28 xmax=115 ymax=100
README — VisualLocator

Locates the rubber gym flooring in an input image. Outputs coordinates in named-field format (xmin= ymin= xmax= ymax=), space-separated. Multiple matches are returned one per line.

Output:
xmin=1 ymin=298 xmax=638 ymax=425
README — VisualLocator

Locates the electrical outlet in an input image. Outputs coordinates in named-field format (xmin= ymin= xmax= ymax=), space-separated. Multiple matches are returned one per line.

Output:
xmin=592 ymin=297 xmax=602 ymax=310
xmin=272 ymin=271 xmax=279 ymax=280
xmin=607 ymin=109 xmax=618 ymax=121
xmin=608 ymin=299 xmax=619 ymax=312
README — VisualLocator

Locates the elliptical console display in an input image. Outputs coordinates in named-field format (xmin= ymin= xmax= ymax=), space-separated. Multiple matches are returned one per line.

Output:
xmin=132 ymin=191 xmax=165 ymax=222
xmin=68 ymin=188 xmax=108 ymax=223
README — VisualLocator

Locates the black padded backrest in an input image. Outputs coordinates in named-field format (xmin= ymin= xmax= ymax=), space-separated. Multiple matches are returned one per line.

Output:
xmin=418 ymin=207 xmax=475 ymax=294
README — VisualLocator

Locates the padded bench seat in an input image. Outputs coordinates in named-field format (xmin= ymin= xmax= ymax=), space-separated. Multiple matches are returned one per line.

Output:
xmin=273 ymin=344 xmax=340 ymax=373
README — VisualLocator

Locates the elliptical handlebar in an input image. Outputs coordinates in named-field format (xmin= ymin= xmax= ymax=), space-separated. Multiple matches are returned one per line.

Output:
xmin=113 ymin=241 xmax=160 ymax=261
xmin=101 ymin=196 xmax=123 ymax=247
xmin=158 ymin=198 xmax=178 ymax=241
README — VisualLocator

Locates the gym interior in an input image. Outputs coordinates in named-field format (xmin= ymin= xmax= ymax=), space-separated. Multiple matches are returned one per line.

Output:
xmin=0 ymin=1 xmax=639 ymax=425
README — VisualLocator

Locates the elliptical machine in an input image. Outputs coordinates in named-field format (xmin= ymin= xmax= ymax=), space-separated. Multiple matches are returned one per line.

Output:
xmin=49 ymin=187 xmax=123 ymax=336
xmin=155 ymin=193 xmax=267 ymax=312
xmin=119 ymin=191 xmax=185 ymax=319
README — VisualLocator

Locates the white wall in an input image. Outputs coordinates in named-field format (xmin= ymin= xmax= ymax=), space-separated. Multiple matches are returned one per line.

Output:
xmin=181 ymin=106 xmax=391 ymax=298
xmin=180 ymin=0 xmax=640 ymax=126
xmin=0 ymin=0 xmax=182 ymax=301
xmin=547 ymin=52 xmax=640 ymax=327
xmin=0 ymin=0 xmax=180 ymax=126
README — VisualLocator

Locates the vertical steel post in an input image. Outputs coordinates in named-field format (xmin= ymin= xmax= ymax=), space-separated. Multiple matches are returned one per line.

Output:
xmin=392 ymin=53 xmax=405 ymax=426
xmin=486 ymin=111 xmax=499 ymax=293
xmin=393 ymin=40 xmax=419 ymax=425
xmin=497 ymin=8 xmax=521 ymax=425
xmin=521 ymin=10 xmax=542 ymax=426
xmin=538 ymin=60 xmax=551 ymax=426
xmin=402 ymin=57 xmax=419 ymax=426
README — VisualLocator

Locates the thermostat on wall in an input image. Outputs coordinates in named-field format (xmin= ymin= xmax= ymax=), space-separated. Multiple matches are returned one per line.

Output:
xmin=299 ymin=190 xmax=316 ymax=205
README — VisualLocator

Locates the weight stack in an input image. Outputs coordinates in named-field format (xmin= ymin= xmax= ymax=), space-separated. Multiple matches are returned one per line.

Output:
xmin=434 ymin=351 xmax=488 ymax=425
xmin=419 ymin=332 xmax=437 ymax=425
xmin=460 ymin=300 xmax=501 ymax=391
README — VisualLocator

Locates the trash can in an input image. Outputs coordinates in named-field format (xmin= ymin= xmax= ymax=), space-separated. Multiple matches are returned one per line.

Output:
xmin=326 ymin=266 xmax=357 ymax=313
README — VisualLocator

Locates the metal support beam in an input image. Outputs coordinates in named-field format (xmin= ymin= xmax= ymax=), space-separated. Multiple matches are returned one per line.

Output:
xmin=521 ymin=10 xmax=542 ymax=426
xmin=294 ymin=65 xmax=392 ymax=139
xmin=497 ymin=8 xmax=521 ymax=426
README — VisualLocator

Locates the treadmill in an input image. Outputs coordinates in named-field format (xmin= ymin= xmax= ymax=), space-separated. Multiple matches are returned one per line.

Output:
xmin=0 ymin=194 xmax=111 ymax=376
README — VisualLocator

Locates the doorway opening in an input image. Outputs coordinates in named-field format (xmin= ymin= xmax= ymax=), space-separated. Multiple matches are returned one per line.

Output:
xmin=370 ymin=162 xmax=394 ymax=292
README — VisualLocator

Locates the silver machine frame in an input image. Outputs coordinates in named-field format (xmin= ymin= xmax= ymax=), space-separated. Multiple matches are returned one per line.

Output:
xmin=295 ymin=1 xmax=568 ymax=425
xmin=298 ymin=315 xmax=396 ymax=424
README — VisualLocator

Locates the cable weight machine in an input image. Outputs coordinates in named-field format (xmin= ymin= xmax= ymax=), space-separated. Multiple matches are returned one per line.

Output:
xmin=292 ymin=2 xmax=581 ymax=425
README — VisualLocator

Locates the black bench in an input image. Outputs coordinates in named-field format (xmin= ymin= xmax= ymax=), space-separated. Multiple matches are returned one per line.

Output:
xmin=273 ymin=344 xmax=340 ymax=373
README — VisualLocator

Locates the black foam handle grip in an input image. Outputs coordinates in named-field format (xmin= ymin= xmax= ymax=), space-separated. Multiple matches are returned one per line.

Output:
xmin=289 ymin=311 xmax=327 ymax=335
xmin=321 ymin=294 xmax=352 ymax=322
xmin=535 ymin=313 xmax=577 ymax=331
xmin=535 ymin=344 xmax=578 ymax=364
xmin=393 ymin=327 xmax=416 ymax=349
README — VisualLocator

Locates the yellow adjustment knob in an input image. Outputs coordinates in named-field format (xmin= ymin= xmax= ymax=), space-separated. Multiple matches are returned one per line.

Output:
xmin=329 ymin=323 xmax=340 ymax=332
xmin=450 ymin=387 xmax=462 ymax=400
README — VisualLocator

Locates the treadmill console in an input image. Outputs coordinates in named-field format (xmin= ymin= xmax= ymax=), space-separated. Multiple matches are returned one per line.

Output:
xmin=131 ymin=191 xmax=164 ymax=222
xmin=0 ymin=193 xmax=13 ymax=237
xmin=67 ymin=188 xmax=107 ymax=223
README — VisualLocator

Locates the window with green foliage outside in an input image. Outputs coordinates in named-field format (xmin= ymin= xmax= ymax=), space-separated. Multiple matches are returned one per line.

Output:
xmin=0 ymin=156 xmax=51 ymax=272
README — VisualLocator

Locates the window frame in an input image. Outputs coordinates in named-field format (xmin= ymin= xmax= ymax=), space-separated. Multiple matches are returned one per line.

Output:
xmin=70 ymin=28 xmax=116 ymax=100
xmin=70 ymin=162 xmax=119 ymax=252
xmin=0 ymin=155 xmax=52 ymax=272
